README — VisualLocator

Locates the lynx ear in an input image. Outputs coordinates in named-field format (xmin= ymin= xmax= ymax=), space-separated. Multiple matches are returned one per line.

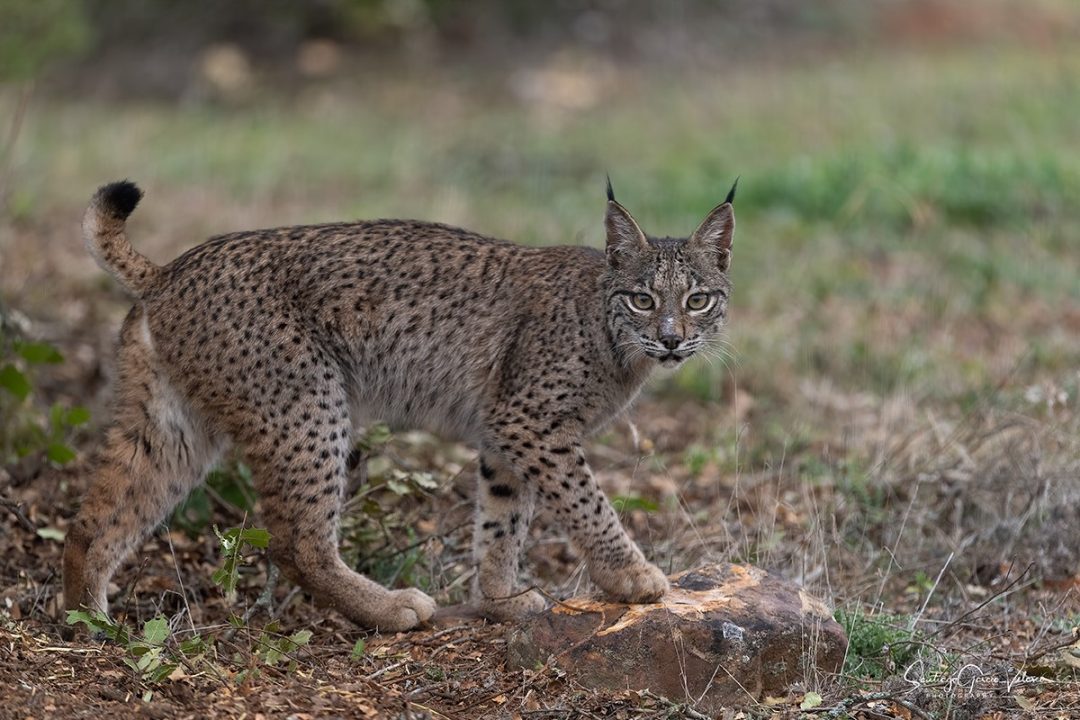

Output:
xmin=689 ymin=179 xmax=737 ymax=271
xmin=605 ymin=178 xmax=649 ymax=263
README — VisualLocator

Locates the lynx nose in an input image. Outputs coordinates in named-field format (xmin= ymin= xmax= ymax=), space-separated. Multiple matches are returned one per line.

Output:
xmin=659 ymin=334 xmax=681 ymax=350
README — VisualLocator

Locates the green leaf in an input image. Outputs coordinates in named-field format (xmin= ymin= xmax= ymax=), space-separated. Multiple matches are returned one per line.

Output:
xmin=350 ymin=638 xmax=366 ymax=660
xmin=45 ymin=442 xmax=77 ymax=465
xmin=142 ymin=617 xmax=170 ymax=646
xmin=211 ymin=562 xmax=236 ymax=593
xmin=66 ymin=609 xmax=128 ymax=642
xmin=409 ymin=471 xmax=438 ymax=489
xmin=13 ymin=424 xmax=47 ymax=457
xmin=0 ymin=364 xmax=31 ymax=400
xmin=362 ymin=423 xmax=392 ymax=448
xmin=259 ymin=634 xmax=285 ymax=666
xmin=64 ymin=405 xmax=91 ymax=426
xmin=148 ymin=663 xmax=177 ymax=683
xmin=288 ymin=629 xmax=313 ymax=647
xmin=238 ymin=527 xmax=271 ymax=548
xmin=360 ymin=498 xmax=385 ymax=518
xmin=50 ymin=403 xmax=65 ymax=432
xmin=800 ymin=691 xmax=823 ymax=710
xmin=14 ymin=341 xmax=63 ymax=365
xmin=66 ymin=609 xmax=104 ymax=628
xmin=214 ymin=525 xmax=240 ymax=554
xmin=36 ymin=527 xmax=66 ymax=542
xmin=386 ymin=478 xmax=410 ymax=495
xmin=179 ymin=635 xmax=210 ymax=656
xmin=611 ymin=495 xmax=660 ymax=513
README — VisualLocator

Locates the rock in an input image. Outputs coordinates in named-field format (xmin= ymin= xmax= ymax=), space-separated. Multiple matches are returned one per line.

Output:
xmin=506 ymin=563 xmax=846 ymax=713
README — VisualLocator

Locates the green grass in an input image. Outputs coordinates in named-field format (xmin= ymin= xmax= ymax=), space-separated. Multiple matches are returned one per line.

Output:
xmin=4 ymin=44 xmax=1079 ymax=412
xmin=835 ymin=608 xmax=926 ymax=680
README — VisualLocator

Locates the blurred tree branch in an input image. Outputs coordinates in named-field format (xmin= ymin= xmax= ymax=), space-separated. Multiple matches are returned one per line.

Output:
xmin=0 ymin=81 xmax=32 ymax=208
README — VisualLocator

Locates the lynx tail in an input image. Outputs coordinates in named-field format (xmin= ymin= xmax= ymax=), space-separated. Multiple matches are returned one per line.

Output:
xmin=82 ymin=181 xmax=161 ymax=297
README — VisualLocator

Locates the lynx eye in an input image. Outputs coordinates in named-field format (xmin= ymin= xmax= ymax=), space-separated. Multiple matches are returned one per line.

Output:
xmin=686 ymin=293 xmax=711 ymax=311
xmin=628 ymin=293 xmax=655 ymax=311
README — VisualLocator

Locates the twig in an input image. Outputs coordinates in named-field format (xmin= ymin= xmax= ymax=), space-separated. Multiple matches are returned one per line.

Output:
xmin=221 ymin=562 xmax=281 ymax=642
xmin=358 ymin=520 xmax=469 ymax=566
xmin=200 ymin=484 xmax=248 ymax=521
xmin=0 ymin=495 xmax=36 ymax=532
xmin=385 ymin=622 xmax=472 ymax=648
xmin=909 ymin=551 xmax=952 ymax=632
xmin=0 ymin=81 xmax=33 ymax=202
xmin=165 ymin=531 xmax=196 ymax=634
xmin=456 ymin=685 xmax=519 ymax=714
xmin=1022 ymin=632 xmax=1080 ymax=667
xmin=808 ymin=691 xmax=933 ymax=720
xmin=923 ymin=562 xmax=1035 ymax=641
xmin=639 ymin=689 xmax=711 ymax=720
xmin=364 ymin=657 xmax=412 ymax=680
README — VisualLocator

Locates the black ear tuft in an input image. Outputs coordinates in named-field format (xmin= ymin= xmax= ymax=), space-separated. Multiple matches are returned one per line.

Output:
xmin=606 ymin=174 xmax=615 ymax=203
xmin=724 ymin=176 xmax=739 ymax=205
xmin=98 ymin=180 xmax=143 ymax=219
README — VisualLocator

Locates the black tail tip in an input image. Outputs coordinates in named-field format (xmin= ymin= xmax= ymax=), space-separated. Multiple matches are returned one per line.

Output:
xmin=97 ymin=180 xmax=143 ymax=219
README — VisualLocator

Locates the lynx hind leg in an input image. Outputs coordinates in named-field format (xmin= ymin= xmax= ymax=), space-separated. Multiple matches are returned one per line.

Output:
xmin=240 ymin=385 xmax=435 ymax=632
xmin=471 ymin=454 xmax=545 ymax=621
xmin=64 ymin=310 xmax=223 ymax=620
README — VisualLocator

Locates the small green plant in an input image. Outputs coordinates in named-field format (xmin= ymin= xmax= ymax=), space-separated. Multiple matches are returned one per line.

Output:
xmin=212 ymin=524 xmax=271 ymax=599
xmin=172 ymin=460 xmax=256 ymax=535
xmin=253 ymin=622 xmax=312 ymax=671
xmin=355 ymin=421 xmax=392 ymax=455
xmin=66 ymin=611 xmax=179 ymax=683
xmin=683 ymin=444 xmax=711 ymax=478
xmin=0 ymin=327 xmax=90 ymax=467
xmin=340 ymin=424 xmax=443 ymax=589
xmin=836 ymin=607 xmax=924 ymax=680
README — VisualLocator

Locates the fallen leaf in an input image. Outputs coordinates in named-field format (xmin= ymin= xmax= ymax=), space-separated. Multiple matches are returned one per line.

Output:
xmin=1014 ymin=694 xmax=1035 ymax=711
xmin=36 ymin=527 xmax=65 ymax=542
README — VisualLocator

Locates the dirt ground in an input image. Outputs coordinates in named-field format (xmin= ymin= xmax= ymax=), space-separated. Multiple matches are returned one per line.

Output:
xmin=2 ymin=381 xmax=1079 ymax=718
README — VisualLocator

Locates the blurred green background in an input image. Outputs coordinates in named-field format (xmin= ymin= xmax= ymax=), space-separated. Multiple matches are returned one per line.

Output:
xmin=2 ymin=0 xmax=1078 ymax=443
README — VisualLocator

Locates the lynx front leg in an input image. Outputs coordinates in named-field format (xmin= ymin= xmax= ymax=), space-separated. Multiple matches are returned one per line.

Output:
xmin=471 ymin=454 xmax=545 ymax=621
xmin=505 ymin=436 xmax=668 ymax=603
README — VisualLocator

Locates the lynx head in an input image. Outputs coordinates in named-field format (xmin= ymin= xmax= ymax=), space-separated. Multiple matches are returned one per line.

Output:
xmin=603 ymin=177 xmax=737 ymax=368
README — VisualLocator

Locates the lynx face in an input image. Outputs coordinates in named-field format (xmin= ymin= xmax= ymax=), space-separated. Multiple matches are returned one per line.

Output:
xmin=603 ymin=186 xmax=736 ymax=368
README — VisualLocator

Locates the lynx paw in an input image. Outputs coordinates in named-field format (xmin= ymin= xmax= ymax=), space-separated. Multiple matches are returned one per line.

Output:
xmin=476 ymin=589 xmax=547 ymax=623
xmin=377 ymin=588 xmax=437 ymax=631
xmin=594 ymin=561 xmax=670 ymax=604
